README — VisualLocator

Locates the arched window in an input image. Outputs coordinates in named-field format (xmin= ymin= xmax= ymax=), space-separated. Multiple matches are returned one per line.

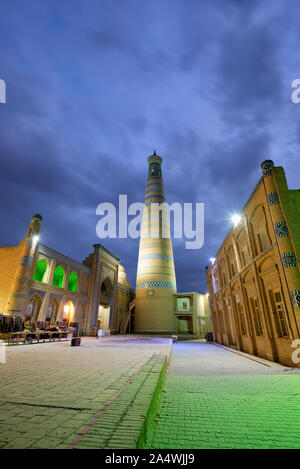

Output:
xmin=68 ymin=271 xmax=78 ymax=292
xmin=52 ymin=265 xmax=65 ymax=288
xmin=33 ymin=258 xmax=48 ymax=282
xmin=249 ymin=205 xmax=272 ymax=255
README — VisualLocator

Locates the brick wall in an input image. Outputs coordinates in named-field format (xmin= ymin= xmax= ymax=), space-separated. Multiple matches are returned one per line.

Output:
xmin=0 ymin=245 xmax=21 ymax=312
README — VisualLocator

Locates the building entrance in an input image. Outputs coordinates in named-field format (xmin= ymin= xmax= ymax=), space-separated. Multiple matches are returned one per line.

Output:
xmin=176 ymin=315 xmax=193 ymax=334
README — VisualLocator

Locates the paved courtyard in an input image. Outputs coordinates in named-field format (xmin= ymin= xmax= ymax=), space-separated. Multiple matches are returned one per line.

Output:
xmin=150 ymin=341 xmax=300 ymax=449
xmin=0 ymin=335 xmax=171 ymax=449
xmin=2 ymin=337 xmax=300 ymax=449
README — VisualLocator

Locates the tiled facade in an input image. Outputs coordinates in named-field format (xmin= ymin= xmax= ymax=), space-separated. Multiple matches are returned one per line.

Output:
xmin=206 ymin=160 xmax=300 ymax=367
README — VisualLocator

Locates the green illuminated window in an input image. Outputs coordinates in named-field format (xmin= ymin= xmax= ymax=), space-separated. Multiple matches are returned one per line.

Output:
xmin=33 ymin=258 xmax=48 ymax=282
xmin=52 ymin=265 xmax=65 ymax=288
xmin=68 ymin=271 xmax=78 ymax=292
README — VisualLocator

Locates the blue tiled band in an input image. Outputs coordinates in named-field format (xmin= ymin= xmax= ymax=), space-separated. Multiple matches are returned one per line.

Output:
xmin=274 ymin=221 xmax=289 ymax=238
xmin=267 ymin=191 xmax=279 ymax=206
xmin=136 ymin=281 xmax=176 ymax=289
xmin=281 ymin=252 xmax=297 ymax=268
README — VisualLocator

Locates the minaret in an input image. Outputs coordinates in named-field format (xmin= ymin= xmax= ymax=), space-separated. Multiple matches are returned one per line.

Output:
xmin=134 ymin=151 xmax=176 ymax=334
xmin=5 ymin=214 xmax=42 ymax=316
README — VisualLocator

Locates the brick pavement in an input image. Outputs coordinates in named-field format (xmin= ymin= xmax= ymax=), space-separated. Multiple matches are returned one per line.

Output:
xmin=0 ymin=335 xmax=171 ymax=449
xmin=150 ymin=341 xmax=300 ymax=449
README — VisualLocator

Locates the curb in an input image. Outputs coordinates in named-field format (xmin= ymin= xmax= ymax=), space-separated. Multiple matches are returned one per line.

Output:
xmin=68 ymin=351 xmax=171 ymax=449
xmin=136 ymin=356 xmax=167 ymax=448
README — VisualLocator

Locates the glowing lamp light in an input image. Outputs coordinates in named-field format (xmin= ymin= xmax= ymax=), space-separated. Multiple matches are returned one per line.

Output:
xmin=64 ymin=305 xmax=70 ymax=314
xmin=231 ymin=214 xmax=242 ymax=227
xmin=32 ymin=235 xmax=39 ymax=246
xmin=209 ymin=257 xmax=216 ymax=264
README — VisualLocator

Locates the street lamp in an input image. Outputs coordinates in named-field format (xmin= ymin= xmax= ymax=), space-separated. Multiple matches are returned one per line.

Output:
xmin=231 ymin=214 xmax=241 ymax=227
xmin=32 ymin=235 xmax=39 ymax=247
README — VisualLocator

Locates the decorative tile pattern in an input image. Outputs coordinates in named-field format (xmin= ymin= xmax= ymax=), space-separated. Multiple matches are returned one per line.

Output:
xmin=29 ymin=289 xmax=46 ymax=300
xmin=261 ymin=160 xmax=274 ymax=176
xmin=140 ymin=253 xmax=173 ymax=261
xmin=146 ymin=182 xmax=163 ymax=188
xmin=19 ymin=256 xmax=33 ymax=267
xmin=49 ymin=294 xmax=62 ymax=302
xmin=290 ymin=290 xmax=300 ymax=308
xmin=274 ymin=221 xmax=289 ymax=238
xmin=145 ymin=194 xmax=165 ymax=201
xmin=281 ymin=252 xmax=297 ymax=268
xmin=136 ymin=280 xmax=176 ymax=289
xmin=267 ymin=191 xmax=279 ymax=206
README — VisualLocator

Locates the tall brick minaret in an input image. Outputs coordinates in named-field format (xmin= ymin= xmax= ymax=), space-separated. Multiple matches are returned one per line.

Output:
xmin=134 ymin=152 xmax=176 ymax=334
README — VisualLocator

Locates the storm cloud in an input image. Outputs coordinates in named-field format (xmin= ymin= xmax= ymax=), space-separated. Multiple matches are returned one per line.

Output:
xmin=1 ymin=0 xmax=300 ymax=292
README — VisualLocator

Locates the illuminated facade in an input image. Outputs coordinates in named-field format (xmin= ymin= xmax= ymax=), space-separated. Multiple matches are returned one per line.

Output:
xmin=0 ymin=154 xmax=212 ymax=339
xmin=173 ymin=292 xmax=211 ymax=336
xmin=134 ymin=152 xmax=177 ymax=333
xmin=206 ymin=160 xmax=300 ymax=367
xmin=0 ymin=215 xmax=133 ymax=335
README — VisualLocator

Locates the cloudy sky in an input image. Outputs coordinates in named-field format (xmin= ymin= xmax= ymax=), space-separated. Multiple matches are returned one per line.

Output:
xmin=1 ymin=0 xmax=300 ymax=292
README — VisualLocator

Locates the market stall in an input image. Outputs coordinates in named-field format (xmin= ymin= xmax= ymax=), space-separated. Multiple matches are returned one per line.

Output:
xmin=0 ymin=315 xmax=76 ymax=345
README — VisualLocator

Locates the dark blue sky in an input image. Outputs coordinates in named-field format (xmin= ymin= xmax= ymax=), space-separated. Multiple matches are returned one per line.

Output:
xmin=1 ymin=0 xmax=300 ymax=293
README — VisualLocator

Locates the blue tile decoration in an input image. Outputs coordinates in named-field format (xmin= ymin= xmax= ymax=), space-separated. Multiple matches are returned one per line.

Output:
xmin=146 ymin=182 xmax=164 ymax=188
xmin=136 ymin=280 xmax=176 ymax=289
xmin=281 ymin=252 xmax=297 ymax=268
xmin=261 ymin=159 xmax=274 ymax=176
xmin=274 ymin=220 xmax=289 ymax=238
xmin=49 ymin=294 xmax=62 ymax=302
xmin=290 ymin=290 xmax=300 ymax=307
xmin=20 ymin=256 xmax=33 ymax=267
xmin=140 ymin=253 xmax=173 ymax=261
xmin=267 ymin=191 xmax=279 ymax=206
xmin=137 ymin=272 xmax=174 ymax=277
xmin=145 ymin=194 xmax=165 ymax=201
xmin=29 ymin=289 xmax=46 ymax=300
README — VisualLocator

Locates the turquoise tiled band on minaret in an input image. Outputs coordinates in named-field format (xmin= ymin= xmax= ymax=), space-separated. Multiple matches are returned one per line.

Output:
xmin=136 ymin=151 xmax=176 ymax=291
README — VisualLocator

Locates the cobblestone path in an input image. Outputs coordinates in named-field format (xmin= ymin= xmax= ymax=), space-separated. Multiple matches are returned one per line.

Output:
xmin=0 ymin=336 xmax=171 ymax=449
xmin=150 ymin=341 xmax=300 ymax=449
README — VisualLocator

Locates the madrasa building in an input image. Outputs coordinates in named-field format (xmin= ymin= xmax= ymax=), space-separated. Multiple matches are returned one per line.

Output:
xmin=206 ymin=160 xmax=300 ymax=367
xmin=0 ymin=214 xmax=133 ymax=336
xmin=0 ymin=153 xmax=211 ymax=338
